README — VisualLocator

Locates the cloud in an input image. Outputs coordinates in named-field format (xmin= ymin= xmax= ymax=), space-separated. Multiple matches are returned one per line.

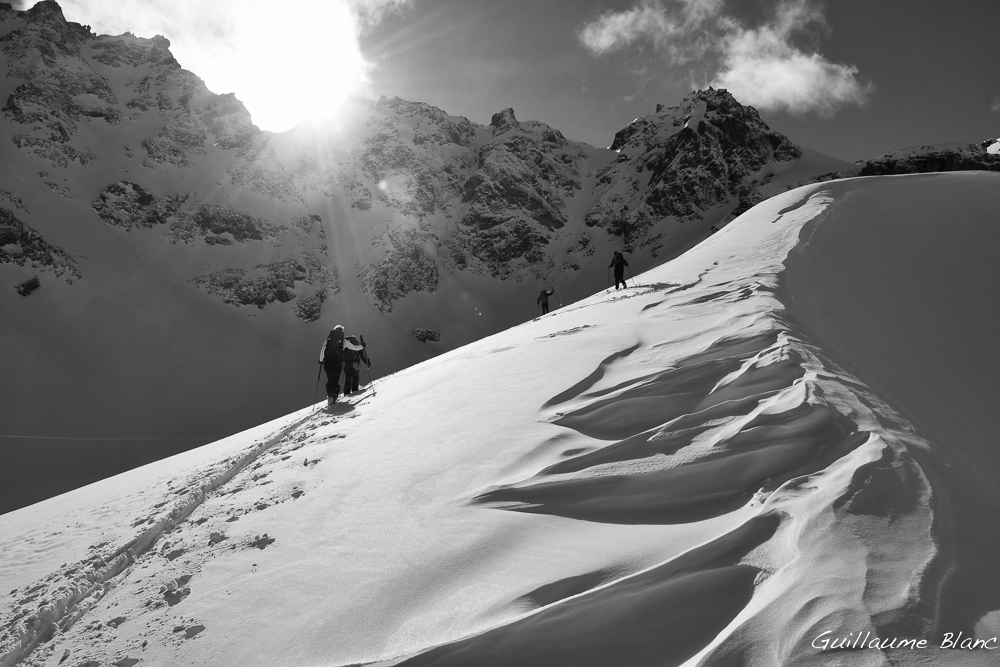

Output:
xmin=578 ymin=0 xmax=722 ymax=62
xmin=25 ymin=0 xmax=412 ymax=131
xmin=710 ymin=2 xmax=872 ymax=115
xmin=577 ymin=0 xmax=870 ymax=115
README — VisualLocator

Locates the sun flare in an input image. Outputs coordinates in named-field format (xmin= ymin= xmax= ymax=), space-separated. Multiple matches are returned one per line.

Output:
xmin=210 ymin=0 xmax=372 ymax=132
xmin=53 ymin=0 xmax=376 ymax=132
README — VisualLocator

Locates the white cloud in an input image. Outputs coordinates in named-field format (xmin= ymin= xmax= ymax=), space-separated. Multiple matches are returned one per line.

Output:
xmin=30 ymin=0 xmax=412 ymax=131
xmin=711 ymin=46 xmax=869 ymax=116
xmin=578 ymin=0 xmax=722 ymax=61
xmin=710 ymin=3 xmax=871 ymax=115
xmin=577 ymin=0 xmax=870 ymax=116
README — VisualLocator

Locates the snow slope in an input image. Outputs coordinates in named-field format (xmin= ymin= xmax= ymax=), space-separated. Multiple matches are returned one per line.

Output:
xmin=3 ymin=171 xmax=1000 ymax=666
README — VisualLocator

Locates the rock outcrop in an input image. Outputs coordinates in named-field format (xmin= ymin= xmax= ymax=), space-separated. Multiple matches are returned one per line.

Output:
xmin=0 ymin=206 xmax=80 ymax=283
xmin=190 ymin=253 xmax=337 ymax=316
xmin=589 ymin=88 xmax=802 ymax=253
xmin=92 ymin=182 xmax=187 ymax=230
xmin=858 ymin=142 xmax=1000 ymax=176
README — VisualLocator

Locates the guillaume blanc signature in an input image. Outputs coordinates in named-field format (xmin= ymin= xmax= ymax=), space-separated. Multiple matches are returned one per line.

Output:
xmin=812 ymin=631 xmax=998 ymax=651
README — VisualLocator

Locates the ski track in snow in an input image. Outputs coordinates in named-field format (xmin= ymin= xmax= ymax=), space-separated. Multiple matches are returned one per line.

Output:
xmin=4 ymin=174 xmax=1000 ymax=667
xmin=0 ymin=389 xmax=371 ymax=667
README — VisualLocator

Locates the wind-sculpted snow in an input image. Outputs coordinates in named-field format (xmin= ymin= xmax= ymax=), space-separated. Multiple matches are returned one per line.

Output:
xmin=4 ymin=171 xmax=1000 ymax=665
xmin=475 ymin=331 xmax=870 ymax=525
xmin=395 ymin=515 xmax=778 ymax=667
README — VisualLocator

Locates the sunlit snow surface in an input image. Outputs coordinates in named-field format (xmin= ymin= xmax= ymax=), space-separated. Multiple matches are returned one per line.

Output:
xmin=4 ymin=172 xmax=1000 ymax=667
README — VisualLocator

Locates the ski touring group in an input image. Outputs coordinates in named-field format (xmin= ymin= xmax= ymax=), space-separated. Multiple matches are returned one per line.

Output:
xmin=316 ymin=252 xmax=630 ymax=408
xmin=536 ymin=250 xmax=631 ymax=317
xmin=318 ymin=325 xmax=372 ymax=407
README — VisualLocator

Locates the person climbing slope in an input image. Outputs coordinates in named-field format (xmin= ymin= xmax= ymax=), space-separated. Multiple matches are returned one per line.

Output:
xmin=537 ymin=288 xmax=557 ymax=314
xmin=609 ymin=251 xmax=629 ymax=290
xmin=341 ymin=333 xmax=371 ymax=395
xmin=319 ymin=325 xmax=345 ymax=406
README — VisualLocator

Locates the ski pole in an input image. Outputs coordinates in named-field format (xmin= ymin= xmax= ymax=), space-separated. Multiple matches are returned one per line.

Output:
xmin=626 ymin=265 xmax=635 ymax=287
xmin=313 ymin=362 xmax=323 ymax=410
xmin=607 ymin=267 xmax=610 ymax=288
xmin=367 ymin=364 xmax=376 ymax=396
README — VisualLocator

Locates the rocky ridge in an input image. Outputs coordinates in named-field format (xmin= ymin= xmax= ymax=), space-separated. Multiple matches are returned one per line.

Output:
xmin=589 ymin=89 xmax=802 ymax=253
xmin=857 ymin=141 xmax=1000 ymax=176
xmin=1 ymin=2 xmax=844 ymax=317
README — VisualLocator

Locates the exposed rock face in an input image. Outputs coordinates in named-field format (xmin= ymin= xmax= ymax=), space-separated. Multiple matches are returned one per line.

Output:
xmin=14 ymin=275 xmax=40 ymax=296
xmin=857 ymin=143 xmax=1000 ymax=176
xmin=590 ymin=88 xmax=802 ymax=252
xmin=168 ymin=205 xmax=282 ymax=245
xmin=190 ymin=253 xmax=337 ymax=320
xmin=411 ymin=328 xmax=441 ymax=342
xmin=359 ymin=225 xmax=440 ymax=312
xmin=92 ymin=182 xmax=186 ymax=230
xmin=0 ymin=206 xmax=80 ymax=283
xmin=448 ymin=113 xmax=584 ymax=280
xmin=0 ymin=188 xmax=28 ymax=212
xmin=278 ymin=87 xmax=830 ymax=304
xmin=490 ymin=108 xmax=519 ymax=137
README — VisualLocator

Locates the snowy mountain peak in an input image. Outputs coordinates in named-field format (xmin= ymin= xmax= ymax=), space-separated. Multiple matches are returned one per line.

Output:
xmin=490 ymin=107 xmax=519 ymax=136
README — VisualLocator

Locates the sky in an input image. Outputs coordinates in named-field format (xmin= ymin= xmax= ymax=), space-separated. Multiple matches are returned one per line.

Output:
xmin=17 ymin=0 xmax=1000 ymax=161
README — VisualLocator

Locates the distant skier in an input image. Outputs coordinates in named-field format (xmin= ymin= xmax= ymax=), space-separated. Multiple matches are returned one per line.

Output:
xmin=319 ymin=325 xmax=345 ymax=405
xmin=341 ymin=333 xmax=371 ymax=395
xmin=537 ymin=288 xmax=557 ymax=314
xmin=609 ymin=251 xmax=629 ymax=290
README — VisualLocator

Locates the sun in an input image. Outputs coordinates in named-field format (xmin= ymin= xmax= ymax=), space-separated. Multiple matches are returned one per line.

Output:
xmin=51 ymin=0 xmax=376 ymax=132
xmin=209 ymin=1 xmax=372 ymax=132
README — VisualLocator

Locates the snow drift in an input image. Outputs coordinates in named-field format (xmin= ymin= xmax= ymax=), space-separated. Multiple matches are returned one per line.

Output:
xmin=3 ymin=171 xmax=1000 ymax=667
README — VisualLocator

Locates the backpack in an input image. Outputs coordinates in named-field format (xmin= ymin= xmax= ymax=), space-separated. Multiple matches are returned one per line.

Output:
xmin=324 ymin=328 xmax=344 ymax=362
xmin=342 ymin=335 xmax=364 ymax=362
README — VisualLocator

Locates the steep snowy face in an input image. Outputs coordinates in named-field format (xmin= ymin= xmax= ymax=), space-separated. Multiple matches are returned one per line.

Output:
xmin=0 ymin=2 xmax=855 ymax=513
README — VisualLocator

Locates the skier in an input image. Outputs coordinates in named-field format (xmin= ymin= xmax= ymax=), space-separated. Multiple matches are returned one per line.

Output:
xmin=609 ymin=251 xmax=629 ymax=290
xmin=537 ymin=288 xmax=556 ymax=314
xmin=319 ymin=325 xmax=345 ymax=405
xmin=341 ymin=333 xmax=371 ymax=395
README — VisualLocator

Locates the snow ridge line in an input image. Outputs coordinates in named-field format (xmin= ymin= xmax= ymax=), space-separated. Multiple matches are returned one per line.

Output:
xmin=0 ymin=410 xmax=318 ymax=667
